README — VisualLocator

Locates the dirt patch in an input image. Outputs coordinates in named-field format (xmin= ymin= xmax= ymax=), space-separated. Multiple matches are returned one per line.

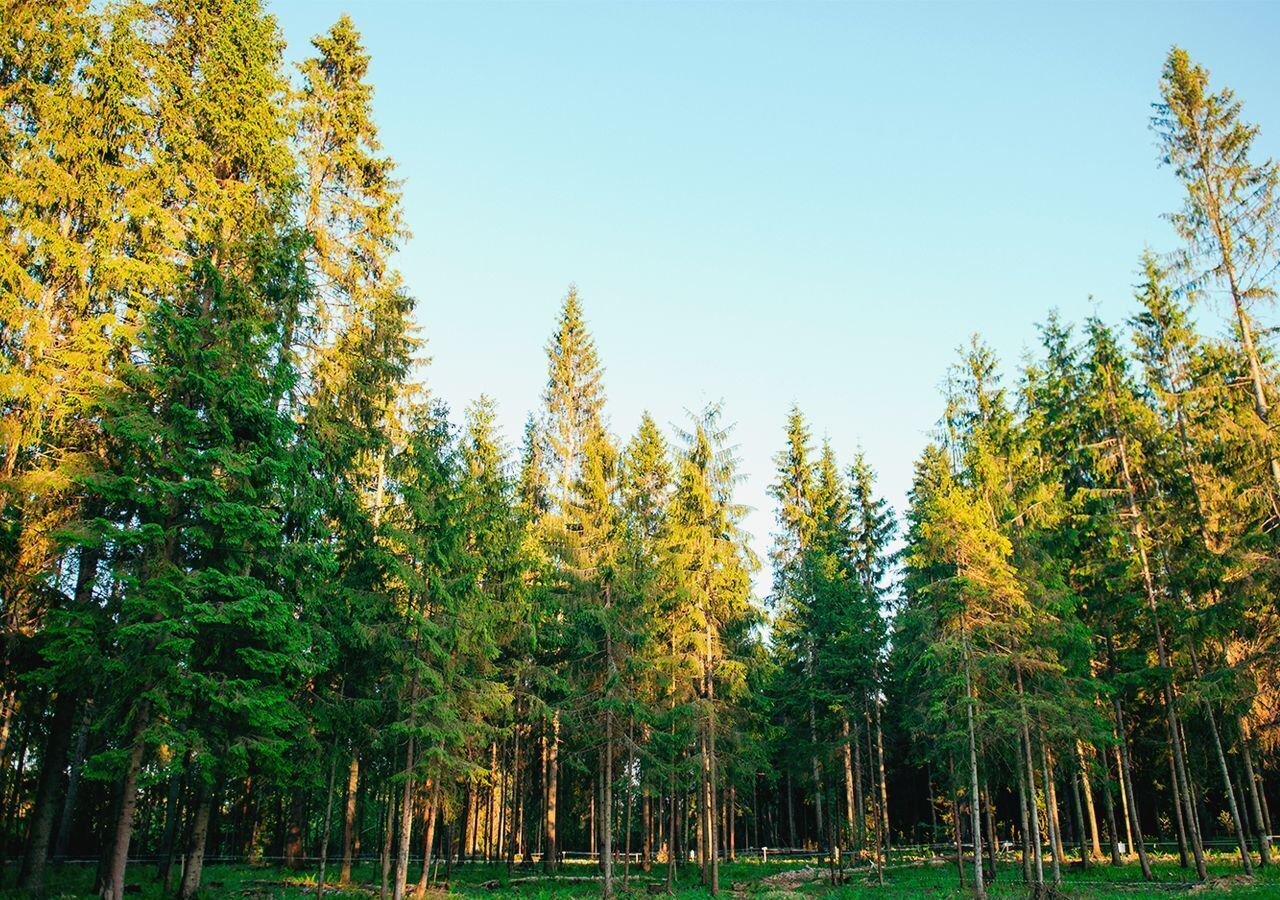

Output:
xmin=760 ymin=866 xmax=824 ymax=889
xmin=731 ymin=866 xmax=825 ymax=897
xmin=1188 ymin=875 xmax=1254 ymax=893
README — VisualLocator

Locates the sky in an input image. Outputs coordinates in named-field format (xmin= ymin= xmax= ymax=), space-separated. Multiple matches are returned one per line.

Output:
xmin=270 ymin=0 xmax=1280 ymax=593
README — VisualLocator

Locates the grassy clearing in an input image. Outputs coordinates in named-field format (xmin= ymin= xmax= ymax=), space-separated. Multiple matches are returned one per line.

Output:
xmin=4 ymin=852 xmax=1277 ymax=898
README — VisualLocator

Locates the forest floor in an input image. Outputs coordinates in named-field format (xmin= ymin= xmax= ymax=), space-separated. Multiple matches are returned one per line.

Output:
xmin=4 ymin=852 xmax=1279 ymax=899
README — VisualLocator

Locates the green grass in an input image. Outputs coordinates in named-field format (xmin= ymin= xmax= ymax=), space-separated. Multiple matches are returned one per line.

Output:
xmin=5 ymin=851 xmax=1279 ymax=898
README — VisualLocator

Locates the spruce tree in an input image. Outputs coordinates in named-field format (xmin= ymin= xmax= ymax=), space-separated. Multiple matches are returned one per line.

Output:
xmin=1155 ymin=46 xmax=1280 ymax=491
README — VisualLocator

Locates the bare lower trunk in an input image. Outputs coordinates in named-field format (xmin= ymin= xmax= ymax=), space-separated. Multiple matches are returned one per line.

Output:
xmin=1200 ymin=698 xmax=1253 ymax=874
xmin=602 ymin=720 xmax=614 ymax=897
xmin=1022 ymin=725 xmax=1045 ymax=887
xmin=179 ymin=779 xmax=213 ymax=900
xmin=101 ymin=703 xmax=149 ymax=900
xmin=392 ymin=733 xmax=416 ymax=900
xmin=983 ymin=784 xmax=997 ymax=881
xmin=964 ymin=659 xmax=986 ymax=899
xmin=380 ymin=784 xmax=396 ymax=900
xmin=950 ymin=763 xmax=965 ymax=890
xmin=54 ymin=701 xmax=92 ymax=861
xmin=866 ymin=712 xmax=883 ymax=885
xmin=463 ymin=782 xmax=477 ymax=862
xmin=1114 ymin=698 xmax=1152 ymax=880
xmin=157 ymin=757 xmax=187 ymax=891
xmin=543 ymin=714 xmax=559 ymax=873
xmin=841 ymin=717 xmax=855 ymax=850
xmin=1166 ymin=730 xmax=1191 ymax=869
xmin=805 ymin=640 xmax=822 ymax=844
xmin=1240 ymin=720 xmax=1273 ymax=866
xmin=317 ymin=751 xmax=338 ymax=900
xmin=786 ymin=773 xmax=796 ymax=849
xmin=873 ymin=700 xmax=890 ymax=858
xmin=666 ymin=752 xmax=677 ymax=893
xmin=1077 ymin=742 xmax=1102 ymax=860
xmin=642 ymin=789 xmax=652 ymax=872
xmin=341 ymin=752 xmax=360 ymax=882
xmin=18 ymin=692 xmax=78 ymax=893
xmin=506 ymin=722 xmax=522 ymax=869
xmin=1043 ymin=744 xmax=1063 ymax=885
xmin=1169 ymin=704 xmax=1207 ymax=880
xmin=1017 ymin=763 xmax=1032 ymax=884
xmin=853 ymin=723 xmax=865 ymax=852
xmin=706 ymin=633 xmax=720 ymax=897
xmin=286 ymin=788 xmax=307 ymax=870
xmin=416 ymin=783 xmax=439 ymax=898
xmin=1070 ymin=771 xmax=1088 ymax=869
xmin=0 ymin=686 xmax=16 ymax=764
xmin=22 ymin=547 xmax=100 ymax=893
xmin=1094 ymin=740 xmax=1122 ymax=867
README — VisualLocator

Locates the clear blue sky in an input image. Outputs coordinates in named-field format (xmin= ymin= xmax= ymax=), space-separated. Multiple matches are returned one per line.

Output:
xmin=271 ymin=0 xmax=1280 ymax=586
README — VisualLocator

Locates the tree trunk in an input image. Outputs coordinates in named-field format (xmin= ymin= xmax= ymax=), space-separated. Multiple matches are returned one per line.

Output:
xmin=156 ymin=754 xmax=188 ymax=892
xmin=963 ymin=657 xmax=986 ymax=899
xmin=1171 ymin=709 xmax=1207 ymax=880
xmin=317 ymin=750 xmax=338 ymax=900
xmin=841 ymin=717 xmax=855 ymax=851
xmin=1018 ymin=711 xmax=1044 ymax=887
xmin=392 ymin=728 xmax=416 ymax=900
xmin=1094 ymin=740 xmax=1122 ymax=867
xmin=416 ymin=783 xmax=439 ymax=898
xmin=603 ymin=721 xmax=614 ymax=897
xmin=380 ymin=783 xmax=396 ymax=900
xmin=854 ymin=728 xmax=866 ymax=853
xmin=100 ymin=702 xmax=149 ymax=900
xmin=642 ymin=787 xmax=652 ymax=872
xmin=0 ymin=686 xmax=16 ymax=766
xmin=666 ymin=754 xmax=677 ymax=893
xmin=867 ymin=712 xmax=883 ymax=885
xmin=543 ymin=714 xmax=559 ymax=873
xmin=341 ymin=751 xmax=360 ymax=882
xmin=1076 ymin=742 xmax=1102 ymax=860
xmin=286 ymin=788 xmax=307 ymax=870
xmin=705 ymin=620 xmax=720 ymax=898
xmin=20 ymin=545 xmax=100 ymax=893
xmin=1070 ymin=771 xmax=1088 ymax=869
xmin=1108 ymin=413 xmax=1204 ymax=879
xmin=728 ymin=784 xmax=736 ymax=862
xmin=1042 ymin=744 xmax=1063 ymax=885
xmin=983 ymin=784 xmax=997 ymax=882
xmin=178 ymin=778 xmax=214 ymax=900
xmin=508 ymin=724 xmax=524 ymax=869
xmin=1114 ymin=698 xmax=1152 ymax=880
xmin=696 ymin=738 xmax=707 ymax=880
xmin=786 ymin=773 xmax=796 ymax=849
xmin=1199 ymin=697 xmax=1253 ymax=873
xmin=1017 ymin=762 xmax=1032 ymax=884
xmin=463 ymin=781 xmax=477 ymax=862
xmin=625 ymin=736 xmax=635 ymax=886
xmin=53 ymin=700 xmax=92 ymax=862
xmin=950 ymin=771 xmax=965 ymax=890
xmin=1240 ymin=719 xmax=1273 ymax=866
xmin=873 ymin=699 xmax=890 ymax=857
xmin=18 ymin=691 xmax=78 ymax=894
